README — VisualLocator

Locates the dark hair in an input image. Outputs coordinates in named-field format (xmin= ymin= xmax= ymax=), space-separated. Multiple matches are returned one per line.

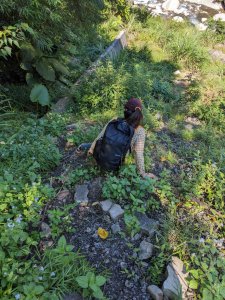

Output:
xmin=124 ymin=108 xmax=143 ymax=129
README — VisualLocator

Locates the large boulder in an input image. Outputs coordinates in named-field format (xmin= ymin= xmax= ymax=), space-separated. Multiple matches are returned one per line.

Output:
xmin=162 ymin=257 xmax=188 ymax=299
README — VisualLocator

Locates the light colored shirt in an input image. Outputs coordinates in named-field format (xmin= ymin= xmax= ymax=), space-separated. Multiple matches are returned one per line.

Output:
xmin=89 ymin=120 xmax=146 ymax=176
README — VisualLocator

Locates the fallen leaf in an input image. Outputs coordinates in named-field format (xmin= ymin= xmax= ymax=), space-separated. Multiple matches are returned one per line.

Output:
xmin=97 ymin=227 xmax=109 ymax=240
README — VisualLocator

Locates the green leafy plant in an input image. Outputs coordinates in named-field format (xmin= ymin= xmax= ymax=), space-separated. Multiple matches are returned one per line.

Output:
xmin=186 ymin=240 xmax=225 ymax=300
xmin=76 ymin=271 xmax=106 ymax=299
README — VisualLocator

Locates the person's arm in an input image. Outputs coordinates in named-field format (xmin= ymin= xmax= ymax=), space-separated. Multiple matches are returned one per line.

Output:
xmin=132 ymin=128 xmax=157 ymax=179
xmin=132 ymin=127 xmax=146 ymax=176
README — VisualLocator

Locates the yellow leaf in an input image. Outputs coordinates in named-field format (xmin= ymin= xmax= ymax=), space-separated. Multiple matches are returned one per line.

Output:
xmin=160 ymin=156 xmax=167 ymax=162
xmin=97 ymin=227 xmax=109 ymax=240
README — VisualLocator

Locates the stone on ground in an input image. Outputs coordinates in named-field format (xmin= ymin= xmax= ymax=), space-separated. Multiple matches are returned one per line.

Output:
xmin=111 ymin=223 xmax=121 ymax=234
xmin=173 ymin=16 xmax=184 ymax=22
xmin=136 ymin=212 xmax=159 ymax=237
xmin=196 ymin=23 xmax=207 ymax=31
xmin=162 ymin=256 xmax=188 ymax=299
xmin=66 ymin=123 xmax=77 ymax=131
xmin=74 ymin=184 xmax=89 ymax=205
xmin=210 ymin=50 xmax=225 ymax=63
xmin=41 ymin=222 xmax=51 ymax=238
xmin=139 ymin=240 xmax=154 ymax=260
xmin=147 ymin=285 xmax=163 ymax=300
xmin=109 ymin=204 xmax=124 ymax=221
xmin=57 ymin=189 xmax=70 ymax=201
xmin=213 ymin=13 xmax=225 ymax=22
xmin=63 ymin=293 xmax=83 ymax=300
xmin=100 ymin=199 xmax=113 ymax=212
xmin=162 ymin=0 xmax=180 ymax=11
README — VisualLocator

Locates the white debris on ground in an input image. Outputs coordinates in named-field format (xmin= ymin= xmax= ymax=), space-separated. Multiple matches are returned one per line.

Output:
xmin=132 ymin=0 xmax=224 ymax=31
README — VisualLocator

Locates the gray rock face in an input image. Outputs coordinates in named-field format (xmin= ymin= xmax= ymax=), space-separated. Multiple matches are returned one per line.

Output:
xmin=41 ymin=222 xmax=51 ymax=238
xmin=147 ymin=285 xmax=163 ymax=300
xmin=162 ymin=0 xmax=180 ymax=11
xmin=111 ymin=223 xmax=121 ymax=234
xmin=162 ymin=257 xmax=188 ymax=300
xmin=74 ymin=184 xmax=89 ymax=205
xmin=139 ymin=240 xmax=154 ymax=260
xmin=136 ymin=212 xmax=159 ymax=237
xmin=109 ymin=204 xmax=124 ymax=221
xmin=100 ymin=200 xmax=113 ymax=212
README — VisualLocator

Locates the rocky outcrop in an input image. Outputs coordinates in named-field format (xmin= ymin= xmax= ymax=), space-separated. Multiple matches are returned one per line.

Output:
xmin=162 ymin=257 xmax=188 ymax=299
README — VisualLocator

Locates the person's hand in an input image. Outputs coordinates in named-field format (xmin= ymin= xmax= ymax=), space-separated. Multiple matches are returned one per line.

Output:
xmin=144 ymin=173 xmax=158 ymax=180
xmin=87 ymin=149 xmax=93 ymax=156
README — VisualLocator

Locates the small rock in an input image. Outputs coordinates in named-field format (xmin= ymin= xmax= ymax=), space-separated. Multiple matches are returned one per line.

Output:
xmin=120 ymin=262 xmax=128 ymax=270
xmin=125 ymin=280 xmax=134 ymax=288
xmin=210 ymin=50 xmax=225 ymax=63
xmin=195 ymin=23 xmax=207 ymax=31
xmin=139 ymin=240 xmax=154 ymax=260
xmin=185 ymin=116 xmax=201 ymax=126
xmin=109 ymin=204 xmax=124 ymax=221
xmin=162 ymin=0 xmax=180 ymax=11
xmin=201 ymin=18 xmax=207 ymax=23
xmin=162 ymin=257 xmax=188 ymax=300
xmin=63 ymin=293 xmax=83 ymax=300
xmin=132 ymin=233 xmax=142 ymax=241
xmin=174 ymin=70 xmax=181 ymax=76
xmin=100 ymin=200 xmax=113 ymax=212
xmin=173 ymin=16 xmax=184 ymax=22
xmin=111 ymin=223 xmax=121 ymax=234
xmin=155 ymin=112 xmax=162 ymax=120
xmin=184 ymin=124 xmax=193 ymax=131
xmin=213 ymin=13 xmax=225 ymax=22
xmin=41 ymin=240 xmax=54 ymax=250
xmin=136 ymin=212 xmax=159 ymax=238
xmin=86 ymin=227 xmax=92 ymax=233
xmin=147 ymin=285 xmax=163 ymax=300
xmin=41 ymin=222 xmax=51 ymax=238
xmin=57 ymin=189 xmax=70 ymax=202
xmin=74 ymin=184 xmax=89 ymax=205
xmin=66 ymin=123 xmax=77 ymax=131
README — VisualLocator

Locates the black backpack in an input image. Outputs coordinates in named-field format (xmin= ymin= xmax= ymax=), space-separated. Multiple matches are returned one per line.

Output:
xmin=93 ymin=119 xmax=135 ymax=171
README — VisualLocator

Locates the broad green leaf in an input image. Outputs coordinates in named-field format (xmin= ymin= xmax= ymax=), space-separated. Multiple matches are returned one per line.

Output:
xmin=189 ymin=270 xmax=199 ymax=279
xmin=50 ymin=59 xmax=69 ymax=75
xmin=26 ymin=73 xmax=36 ymax=86
xmin=93 ymin=287 xmax=104 ymax=299
xmin=76 ymin=276 xmax=89 ymax=289
xmin=13 ymin=40 xmax=20 ymax=48
xmin=4 ymin=46 xmax=11 ymax=56
xmin=202 ymin=288 xmax=214 ymax=300
xmin=36 ymin=59 xmax=55 ymax=82
xmin=90 ymin=283 xmax=98 ymax=292
xmin=20 ymin=43 xmax=37 ymax=62
xmin=95 ymin=275 xmax=106 ymax=287
xmin=21 ymin=62 xmax=32 ymax=71
xmin=57 ymin=235 xmax=66 ymax=248
xmin=189 ymin=279 xmax=198 ymax=289
xmin=30 ymin=84 xmax=50 ymax=106
xmin=35 ymin=285 xmax=44 ymax=295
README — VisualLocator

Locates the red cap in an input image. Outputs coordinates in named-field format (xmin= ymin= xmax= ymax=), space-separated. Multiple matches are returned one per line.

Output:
xmin=124 ymin=98 xmax=142 ymax=112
